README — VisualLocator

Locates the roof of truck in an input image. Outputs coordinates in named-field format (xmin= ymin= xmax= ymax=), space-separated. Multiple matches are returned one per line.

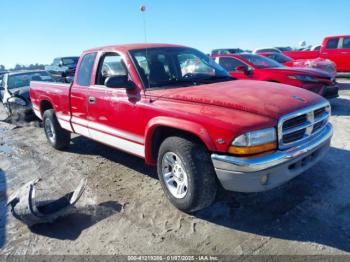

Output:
xmin=84 ymin=43 xmax=187 ymax=53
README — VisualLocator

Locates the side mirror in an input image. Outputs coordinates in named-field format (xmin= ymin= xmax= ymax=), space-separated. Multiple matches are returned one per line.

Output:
xmin=105 ymin=75 xmax=134 ymax=89
xmin=235 ymin=65 xmax=251 ymax=75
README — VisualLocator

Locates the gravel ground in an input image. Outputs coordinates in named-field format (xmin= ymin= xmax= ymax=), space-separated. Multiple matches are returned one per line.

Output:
xmin=0 ymin=79 xmax=350 ymax=256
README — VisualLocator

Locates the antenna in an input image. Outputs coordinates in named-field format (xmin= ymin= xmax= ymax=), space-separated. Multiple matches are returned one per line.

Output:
xmin=140 ymin=4 xmax=151 ymax=91
xmin=140 ymin=5 xmax=147 ymax=43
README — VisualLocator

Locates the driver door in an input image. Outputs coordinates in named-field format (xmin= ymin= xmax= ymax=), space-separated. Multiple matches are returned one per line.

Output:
xmin=87 ymin=52 xmax=145 ymax=157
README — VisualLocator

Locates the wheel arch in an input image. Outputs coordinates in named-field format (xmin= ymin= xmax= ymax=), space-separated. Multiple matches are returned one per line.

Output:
xmin=40 ymin=99 xmax=54 ymax=116
xmin=144 ymin=117 xmax=216 ymax=165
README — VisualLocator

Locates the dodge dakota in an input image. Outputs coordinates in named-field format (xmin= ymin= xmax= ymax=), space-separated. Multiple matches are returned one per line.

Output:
xmin=283 ymin=35 xmax=350 ymax=72
xmin=30 ymin=44 xmax=333 ymax=212
xmin=213 ymin=53 xmax=338 ymax=99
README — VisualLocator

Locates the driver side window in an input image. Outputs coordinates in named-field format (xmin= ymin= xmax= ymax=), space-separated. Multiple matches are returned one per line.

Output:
xmin=218 ymin=57 xmax=246 ymax=72
xmin=95 ymin=53 xmax=127 ymax=86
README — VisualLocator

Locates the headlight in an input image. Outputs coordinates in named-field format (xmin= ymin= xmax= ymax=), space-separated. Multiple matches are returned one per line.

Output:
xmin=229 ymin=128 xmax=277 ymax=155
xmin=8 ymin=97 xmax=27 ymax=106
xmin=288 ymin=75 xmax=318 ymax=82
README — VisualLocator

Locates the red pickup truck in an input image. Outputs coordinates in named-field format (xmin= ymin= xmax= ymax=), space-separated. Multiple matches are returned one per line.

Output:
xmin=30 ymin=44 xmax=333 ymax=212
xmin=283 ymin=35 xmax=350 ymax=72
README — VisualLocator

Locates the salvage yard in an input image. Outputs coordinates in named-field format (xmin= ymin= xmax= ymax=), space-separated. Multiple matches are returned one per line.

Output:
xmin=0 ymin=79 xmax=350 ymax=255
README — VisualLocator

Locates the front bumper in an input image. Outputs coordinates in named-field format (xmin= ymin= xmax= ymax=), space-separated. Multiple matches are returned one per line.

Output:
xmin=211 ymin=123 xmax=333 ymax=192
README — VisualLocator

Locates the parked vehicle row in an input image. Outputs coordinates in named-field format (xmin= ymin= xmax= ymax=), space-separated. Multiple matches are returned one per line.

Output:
xmin=30 ymin=43 xmax=333 ymax=212
xmin=221 ymin=35 xmax=350 ymax=73
xmin=283 ymin=35 xmax=350 ymax=72
xmin=212 ymin=53 xmax=339 ymax=99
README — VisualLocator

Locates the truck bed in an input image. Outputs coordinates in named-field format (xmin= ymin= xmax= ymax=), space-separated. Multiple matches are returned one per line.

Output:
xmin=29 ymin=81 xmax=71 ymax=121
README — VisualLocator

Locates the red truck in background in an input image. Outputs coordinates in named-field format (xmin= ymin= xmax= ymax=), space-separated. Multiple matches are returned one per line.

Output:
xmin=30 ymin=43 xmax=333 ymax=212
xmin=283 ymin=35 xmax=350 ymax=72
xmin=212 ymin=53 xmax=339 ymax=99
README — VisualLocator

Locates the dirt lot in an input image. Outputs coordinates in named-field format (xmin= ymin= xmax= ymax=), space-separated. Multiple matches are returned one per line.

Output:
xmin=1 ymin=80 xmax=350 ymax=256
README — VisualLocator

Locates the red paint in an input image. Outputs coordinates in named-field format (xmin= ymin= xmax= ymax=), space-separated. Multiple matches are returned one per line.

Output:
xmin=212 ymin=54 xmax=334 ymax=96
xmin=30 ymin=44 xmax=325 ymax=165
xmin=283 ymin=35 xmax=350 ymax=72
xmin=259 ymin=52 xmax=337 ymax=78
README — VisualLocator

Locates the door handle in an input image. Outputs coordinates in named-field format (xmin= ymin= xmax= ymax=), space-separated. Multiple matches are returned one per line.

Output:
xmin=88 ymin=96 xmax=96 ymax=104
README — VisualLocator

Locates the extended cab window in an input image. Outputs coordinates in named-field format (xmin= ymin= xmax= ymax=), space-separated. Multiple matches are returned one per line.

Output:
xmin=96 ymin=53 xmax=127 ymax=85
xmin=343 ymin=38 xmax=350 ymax=49
xmin=77 ymin=53 xmax=97 ymax=86
xmin=326 ymin=38 xmax=339 ymax=49
xmin=218 ymin=57 xmax=246 ymax=71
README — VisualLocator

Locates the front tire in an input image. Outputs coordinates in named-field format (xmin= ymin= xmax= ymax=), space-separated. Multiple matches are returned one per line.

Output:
xmin=157 ymin=136 xmax=217 ymax=212
xmin=43 ymin=109 xmax=70 ymax=150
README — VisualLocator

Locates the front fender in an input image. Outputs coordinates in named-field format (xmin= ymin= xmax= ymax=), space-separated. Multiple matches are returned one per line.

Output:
xmin=144 ymin=116 xmax=216 ymax=165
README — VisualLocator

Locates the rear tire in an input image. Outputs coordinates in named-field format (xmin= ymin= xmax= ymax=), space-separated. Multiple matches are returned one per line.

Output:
xmin=157 ymin=136 xmax=217 ymax=212
xmin=43 ymin=109 xmax=70 ymax=150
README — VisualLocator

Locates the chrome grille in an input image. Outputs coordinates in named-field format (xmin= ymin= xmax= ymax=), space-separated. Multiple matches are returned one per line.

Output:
xmin=278 ymin=102 xmax=331 ymax=149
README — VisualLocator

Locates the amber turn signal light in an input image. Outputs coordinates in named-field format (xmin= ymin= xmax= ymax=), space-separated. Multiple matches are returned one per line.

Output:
xmin=228 ymin=142 xmax=277 ymax=155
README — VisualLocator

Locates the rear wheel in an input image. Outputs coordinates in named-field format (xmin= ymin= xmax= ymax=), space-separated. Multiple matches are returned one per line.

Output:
xmin=157 ymin=136 xmax=217 ymax=212
xmin=43 ymin=109 xmax=70 ymax=150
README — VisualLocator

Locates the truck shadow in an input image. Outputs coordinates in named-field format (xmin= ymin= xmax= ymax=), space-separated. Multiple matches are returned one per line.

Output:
xmin=30 ymin=201 xmax=122 ymax=240
xmin=69 ymin=136 xmax=158 ymax=178
xmin=330 ymin=97 xmax=350 ymax=116
xmin=337 ymin=80 xmax=350 ymax=91
xmin=195 ymin=146 xmax=350 ymax=252
xmin=67 ymin=136 xmax=350 ymax=252
xmin=0 ymin=168 xmax=7 ymax=248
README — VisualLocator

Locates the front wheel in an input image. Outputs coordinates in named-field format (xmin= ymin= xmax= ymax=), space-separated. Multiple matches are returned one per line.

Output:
xmin=157 ymin=136 xmax=217 ymax=212
xmin=43 ymin=109 xmax=70 ymax=150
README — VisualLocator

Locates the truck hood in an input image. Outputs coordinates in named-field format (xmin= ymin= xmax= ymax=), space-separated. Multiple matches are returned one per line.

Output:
xmin=147 ymin=80 xmax=325 ymax=120
xmin=266 ymin=67 xmax=332 ymax=78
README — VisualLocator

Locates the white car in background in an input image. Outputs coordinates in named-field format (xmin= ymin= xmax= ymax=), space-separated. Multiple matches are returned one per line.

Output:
xmin=253 ymin=47 xmax=281 ymax=54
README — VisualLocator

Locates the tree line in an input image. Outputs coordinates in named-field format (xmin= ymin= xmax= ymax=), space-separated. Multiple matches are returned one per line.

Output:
xmin=0 ymin=63 xmax=46 ymax=71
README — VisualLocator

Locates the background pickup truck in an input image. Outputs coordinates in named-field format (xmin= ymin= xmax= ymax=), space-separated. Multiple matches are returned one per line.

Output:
xmin=30 ymin=43 xmax=333 ymax=212
xmin=283 ymin=35 xmax=350 ymax=72
xmin=45 ymin=56 xmax=79 ymax=79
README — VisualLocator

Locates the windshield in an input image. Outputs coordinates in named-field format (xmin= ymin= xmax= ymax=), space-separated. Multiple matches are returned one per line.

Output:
xmin=8 ymin=72 xmax=54 ymax=89
xmin=130 ymin=47 xmax=231 ymax=89
xmin=269 ymin=53 xmax=293 ymax=63
xmin=240 ymin=54 xmax=284 ymax=69
xmin=62 ymin=57 xmax=79 ymax=66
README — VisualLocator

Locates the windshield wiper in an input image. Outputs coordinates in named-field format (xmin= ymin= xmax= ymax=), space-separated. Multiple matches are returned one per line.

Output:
xmin=190 ymin=75 xmax=235 ymax=84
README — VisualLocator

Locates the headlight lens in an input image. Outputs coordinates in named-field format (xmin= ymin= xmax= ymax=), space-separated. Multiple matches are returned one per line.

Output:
xmin=229 ymin=128 xmax=277 ymax=155
xmin=8 ymin=97 xmax=27 ymax=106
xmin=288 ymin=75 xmax=318 ymax=82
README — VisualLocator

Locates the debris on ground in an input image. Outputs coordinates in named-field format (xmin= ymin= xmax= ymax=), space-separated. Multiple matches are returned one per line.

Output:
xmin=7 ymin=178 xmax=86 ymax=227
